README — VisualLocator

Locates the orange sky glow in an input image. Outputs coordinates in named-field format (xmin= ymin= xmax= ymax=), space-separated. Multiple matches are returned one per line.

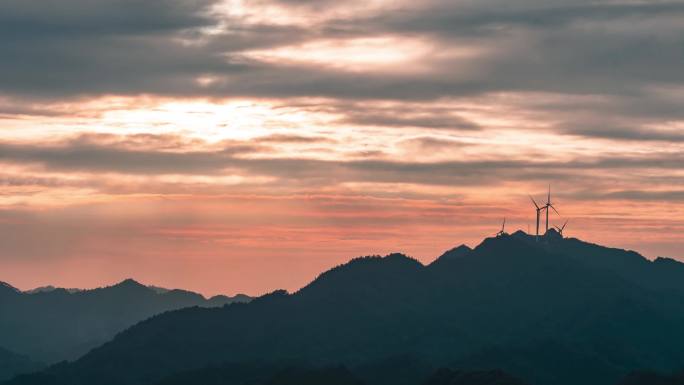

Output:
xmin=1 ymin=0 xmax=683 ymax=296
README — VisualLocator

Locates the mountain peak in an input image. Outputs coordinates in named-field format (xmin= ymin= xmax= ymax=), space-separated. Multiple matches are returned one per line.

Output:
xmin=111 ymin=278 xmax=148 ymax=290
xmin=24 ymin=285 xmax=83 ymax=295
xmin=654 ymin=256 xmax=681 ymax=265
xmin=431 ymin=244 xmax=473 ymax=266
xmin=384 ymin=252 xmax=423 ymax=265
xmin=25 ymin=285 xmax=57 ymax=294
xmin=544 ymin=228 xmax=563 ymax=240
xmin=338 ymin=253 xmax=423 ymax=270
xmin=365 ymin=253 xmax=422 ymax=270
xmin=298 ymin=253 xmax=423 ymax=295
xmin=0 ymin=281 xmax=20 ymax=293
xmin=121 ymin=278 xmax=141 ymax=284
xmin=476 ymin=232 xmax=529 ymax=249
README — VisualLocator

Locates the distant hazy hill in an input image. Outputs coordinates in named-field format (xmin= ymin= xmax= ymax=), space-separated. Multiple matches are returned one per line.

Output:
xmin=6 ymin=231 xmax=684 ymax=385
xmin=0 ymin=347 xmax=43 ymax=382
xmin=0 ymin=279 xmax=251 ymax=364
xmin=23 ymin=286 xmax=82 ymax=295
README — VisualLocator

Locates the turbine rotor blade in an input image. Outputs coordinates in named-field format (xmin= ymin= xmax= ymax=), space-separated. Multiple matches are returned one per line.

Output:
xmin=529 ymin=195 xmax=540 ymax=209
xmin=550 ymin=204 xmax=560 ymax=216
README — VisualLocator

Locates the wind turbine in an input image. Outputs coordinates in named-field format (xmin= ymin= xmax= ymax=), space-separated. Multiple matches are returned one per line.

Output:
xmin=554 ymin=220 xmax=568 ymax=237
xmin=544 ymin=185 xmax=559 ymax=235
xmin=495 ymin=218 xmax=507 ymax=237
xmin=529 ymin=195 xmax=543 ymax=242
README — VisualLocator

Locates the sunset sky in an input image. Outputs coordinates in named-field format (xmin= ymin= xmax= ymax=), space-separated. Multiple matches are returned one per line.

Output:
xmin=1 ymin=0 xmax=683 ymax=296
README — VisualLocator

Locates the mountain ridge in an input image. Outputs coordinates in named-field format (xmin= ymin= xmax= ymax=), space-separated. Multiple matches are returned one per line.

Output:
xmin=4 ymin=232 xmax=684 ymax=385
xmin=0 ymin=279 xmax=252 ymax=364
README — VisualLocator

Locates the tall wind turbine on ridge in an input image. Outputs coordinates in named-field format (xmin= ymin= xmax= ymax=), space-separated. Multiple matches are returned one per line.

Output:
xmin=544 ymin=185 xmax=559 ymax=234
xmin=529 ymin=195 xmax=543 ymax=242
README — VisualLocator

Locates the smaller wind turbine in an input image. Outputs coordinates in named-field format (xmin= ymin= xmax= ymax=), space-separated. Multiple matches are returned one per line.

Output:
xmin=496 ymin=218 xmax=507 ymax=237
xmin=554 ymin=220 xmax=569 ymax=237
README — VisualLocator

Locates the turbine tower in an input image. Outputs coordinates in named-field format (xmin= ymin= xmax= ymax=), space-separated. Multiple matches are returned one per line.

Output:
xmin=496 ymin=218 xmax=506 ymax=237
xmin=544 ymin=185 xmax=559 ymax=235
xmin=529 ymin=195 xmax=543 ymax=242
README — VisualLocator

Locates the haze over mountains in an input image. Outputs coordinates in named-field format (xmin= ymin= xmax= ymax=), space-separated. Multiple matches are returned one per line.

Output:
xmin=0 ymin=347 xmax=42 ymax=384
xmin=4 ymin=230 xmax=684 ymax=385
xmin=0 ymin=278 xmax=251 ymax=378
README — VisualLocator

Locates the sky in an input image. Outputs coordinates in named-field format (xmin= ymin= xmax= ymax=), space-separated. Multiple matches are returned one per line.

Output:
xmin=1 ymin=0 xmax=683 ymax=296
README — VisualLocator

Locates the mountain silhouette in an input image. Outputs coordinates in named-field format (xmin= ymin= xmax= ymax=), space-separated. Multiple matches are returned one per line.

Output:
xmin=510 ymin=229 xmax=684 ymax=295
xmin=0 ymin=279 xmax=251 ymax=364
xmin=205 ymin=294 xmax=252 ymax=307
xmin=0 ymin=282 xmax=20 ymax=298
xmin=431 ymin=245 xmax=472 ymax=266
xmin=0 ymin=347 xmax=43 ymax=382
xmin=4 ymin=233 xmax=684 ymax=385
xmin=23 ymin=286 xmax=82 ymax=295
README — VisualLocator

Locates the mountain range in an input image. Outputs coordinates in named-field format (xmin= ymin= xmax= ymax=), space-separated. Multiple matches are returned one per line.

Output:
xmin=0 ymin=278 xmax=251 ymax=370
xmin=4 ymin=230 xmax=684 ymax=385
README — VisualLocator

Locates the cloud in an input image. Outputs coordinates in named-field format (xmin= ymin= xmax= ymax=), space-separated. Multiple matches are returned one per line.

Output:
xmin=336 ymin=104 xmax=481 ymax=130
xmin=0 ymin=0 xmax=218 ymax=38
xmin=0 ymin=136 xmax=257 ymax=175
xmin=0 ymin=0 xmax=682 ymax=106
xmin=252 ymin=133 xmax=336 ymax=144
xmin=354 ymin=1 xmax=684 ymax=37
xmin=576 ymin=190 xmax=684 ymax=202
xmin=560 ymin=123 xmax=684 ymax=142
xmin=0 ymin=0 xmax=229 ymax=99
xmin=397 ymin=136 xmax=470 ymax=155
xmin=0 ymin=135 xmax=681 ymax=189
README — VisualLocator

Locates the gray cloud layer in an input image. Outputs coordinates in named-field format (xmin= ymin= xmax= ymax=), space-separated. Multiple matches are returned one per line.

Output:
xmin=0 ymin=0 xmax=217 ymax=37
xmin=1 ymin=136 xmax=682 ymax=188
xmin=0 ymin=0 xmax=683 ymax=142
xmin=2 ymin=1 xmax=682 ymax=96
